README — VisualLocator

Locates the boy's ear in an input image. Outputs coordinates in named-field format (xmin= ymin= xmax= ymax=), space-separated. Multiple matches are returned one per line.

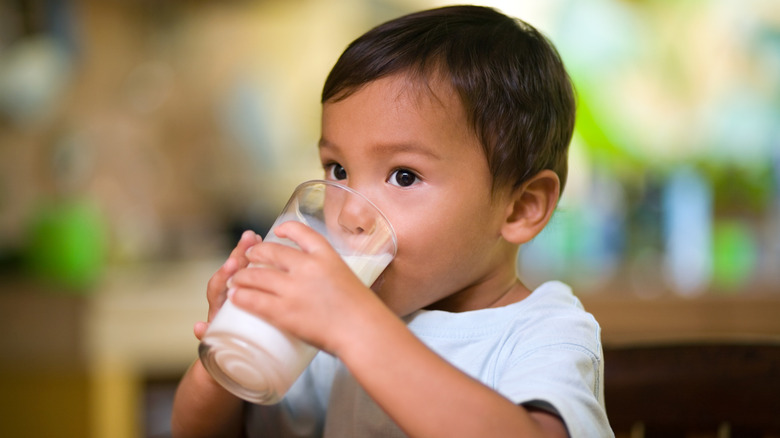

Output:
xmin=500 ymin=170 xmax=560 ymax=245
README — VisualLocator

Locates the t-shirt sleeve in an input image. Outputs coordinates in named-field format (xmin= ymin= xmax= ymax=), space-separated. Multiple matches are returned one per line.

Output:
xmin=499 ymin=340 xmax=611 ymax=437
xmin=492 ymin=284 xmax=613 ymax=437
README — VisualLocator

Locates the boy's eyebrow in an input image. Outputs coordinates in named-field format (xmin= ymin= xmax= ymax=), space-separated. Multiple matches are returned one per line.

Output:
xmin=318 ymin=137 xmax=442 ymax=160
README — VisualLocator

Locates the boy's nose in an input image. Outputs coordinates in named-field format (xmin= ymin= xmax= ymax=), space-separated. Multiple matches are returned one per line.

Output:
xmin=337 ymin=193 xmax=377 ymax=235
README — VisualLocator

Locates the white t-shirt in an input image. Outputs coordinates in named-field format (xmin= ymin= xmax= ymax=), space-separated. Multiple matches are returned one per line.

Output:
xmin=246 ymin=281 xmax=613 ymax=437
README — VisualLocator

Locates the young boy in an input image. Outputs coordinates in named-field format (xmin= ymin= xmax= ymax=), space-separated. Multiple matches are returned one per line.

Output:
xmin=173 ymin=5 xmax=611 ymax=437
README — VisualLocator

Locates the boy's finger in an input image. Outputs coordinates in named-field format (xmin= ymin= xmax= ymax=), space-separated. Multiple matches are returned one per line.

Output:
xmin=205 ymin=231 xmax=262 ymax=320
xmin=234 ymin=230 xmax=262 ymax=256
xmin=193 ymin=321 xmax=209 ymax=341
xmin=209 ymin=231 xmax=261 ymax=293
xmin=226 ymin=230 xmax=261 ymax=268
xmin=273 ymin=221 xmax=332 ymax=255
xmin=206 ymin=257 xmax=236 ymax=299
xmin=244 ymin=241 xmax=303 ymax=271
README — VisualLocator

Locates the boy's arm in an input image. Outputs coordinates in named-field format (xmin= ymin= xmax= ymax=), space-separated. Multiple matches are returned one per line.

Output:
xmin=334 ymin=301 xmax=569 ymax=438
xmin=171 ymin=359 xmax=244 ymax=438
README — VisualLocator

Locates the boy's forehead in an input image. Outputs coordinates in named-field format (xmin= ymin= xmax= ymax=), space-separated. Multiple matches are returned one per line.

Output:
xmin=322 ymin=72 xmax=465 ymax=129
xmin=319 ymin=71 xmax=477 ymax=162
xmin=326 ymin=69 xmax=461 ymax=109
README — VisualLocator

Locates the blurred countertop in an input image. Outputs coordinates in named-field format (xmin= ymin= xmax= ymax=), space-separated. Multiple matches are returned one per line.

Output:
xmin=0 ymin=258 xmax=221 ymax=375
xmin=84 ymin=258 xmax=222 ymax=375
xmin=2 ymin=258 xmax=780 ymax=374
xmin=579 ymin=292 xmax=780 ymax=346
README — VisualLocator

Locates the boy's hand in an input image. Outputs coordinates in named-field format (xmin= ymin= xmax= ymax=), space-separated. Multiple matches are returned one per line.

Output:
xmin=229 ymin=221 xmax=385 ymax=355
xmin=193 ymin=230 xmax=263 ymax=340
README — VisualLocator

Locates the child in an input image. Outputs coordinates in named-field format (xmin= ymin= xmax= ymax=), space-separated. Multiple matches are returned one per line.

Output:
xmin=173 ymin=5 xmax=611 ymax=437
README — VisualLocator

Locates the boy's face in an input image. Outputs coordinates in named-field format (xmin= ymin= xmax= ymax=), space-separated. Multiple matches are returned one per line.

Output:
xmin=319 ymin=74 xmax=519 ymax=316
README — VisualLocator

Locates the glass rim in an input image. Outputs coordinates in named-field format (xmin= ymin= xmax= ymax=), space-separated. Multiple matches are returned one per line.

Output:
xmin=293 ymin=179 xmax=398 ymax=258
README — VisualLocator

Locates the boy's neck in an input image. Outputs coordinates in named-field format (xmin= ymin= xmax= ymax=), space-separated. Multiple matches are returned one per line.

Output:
xmin=423 ymin=272 xmax=532 ymax=313
xmin=486 ymin=281 xmax=533 ymax=308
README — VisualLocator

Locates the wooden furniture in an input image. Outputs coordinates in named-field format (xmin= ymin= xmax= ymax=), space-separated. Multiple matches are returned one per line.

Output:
xmin=603 ymin=343 xmax=780 ymax=438
xmin=580 ymin=295 xmax=780 ymax=437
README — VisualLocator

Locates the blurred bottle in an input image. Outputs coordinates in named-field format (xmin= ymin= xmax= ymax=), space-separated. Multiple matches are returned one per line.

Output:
xmin=662 ymin=167 xmax=713 ymax=297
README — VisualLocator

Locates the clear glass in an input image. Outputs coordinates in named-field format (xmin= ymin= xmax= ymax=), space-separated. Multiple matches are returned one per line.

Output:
xmin=199 ymin=180 xmax=397 ymax=404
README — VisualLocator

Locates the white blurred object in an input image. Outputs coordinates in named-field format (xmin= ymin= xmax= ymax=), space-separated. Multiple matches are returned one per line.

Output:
xmin=0 ymin=35 xmax=73 ymax=124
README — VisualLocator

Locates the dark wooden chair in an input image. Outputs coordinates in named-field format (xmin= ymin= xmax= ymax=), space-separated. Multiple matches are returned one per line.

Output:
xmin=604 ymin=343 xmax=780 ymax=438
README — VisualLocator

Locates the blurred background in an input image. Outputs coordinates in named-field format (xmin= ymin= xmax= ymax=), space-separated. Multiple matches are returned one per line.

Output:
xmin=0 ymin=0 xmax=778 ymax=437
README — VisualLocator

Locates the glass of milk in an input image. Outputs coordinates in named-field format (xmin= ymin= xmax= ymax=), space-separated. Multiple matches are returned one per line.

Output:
xmin=198 ymin=180 xmax=397 ymax=404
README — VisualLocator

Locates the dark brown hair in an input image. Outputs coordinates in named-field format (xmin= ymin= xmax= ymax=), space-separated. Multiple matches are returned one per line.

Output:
xmin=322 ymin=5 xmax=576 ymax=194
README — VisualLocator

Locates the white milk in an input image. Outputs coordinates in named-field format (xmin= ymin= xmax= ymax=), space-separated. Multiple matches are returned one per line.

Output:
xmin=200 ymin=300 xmax=316 ymax=404
xmin=200 ymin=250 xmax=393 ymax=404
xmin=342 ymin=253 xmax=394 ymax=286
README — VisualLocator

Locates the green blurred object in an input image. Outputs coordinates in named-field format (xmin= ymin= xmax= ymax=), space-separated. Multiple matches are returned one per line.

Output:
xmin=25 ymin=199 xmax=107 ymax=293
xmin=712 ymin=219 xmax=758 ymax=293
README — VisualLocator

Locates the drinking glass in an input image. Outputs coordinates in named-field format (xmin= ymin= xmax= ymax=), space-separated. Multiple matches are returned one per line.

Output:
xmin=198 ymin=180 xmax=396 ymax=404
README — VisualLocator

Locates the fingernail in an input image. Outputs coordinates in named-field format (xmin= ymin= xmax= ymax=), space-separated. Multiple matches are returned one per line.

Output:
xmin=226 ymin=276 xmax=234 ymax=288
xmin=227 ymin=287 xmax=237 ymax=299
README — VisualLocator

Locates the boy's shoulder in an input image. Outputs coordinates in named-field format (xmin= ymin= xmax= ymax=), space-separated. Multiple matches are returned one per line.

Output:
xmin=405 ymin=281 xmax=598 ymax=344
xmin=521 ymin=281 xmax=589 ymax=315
xmin=513 ymin=281 xmax=602 ymax=350
xmin=403 ymin=281 xmax=603 ymax=391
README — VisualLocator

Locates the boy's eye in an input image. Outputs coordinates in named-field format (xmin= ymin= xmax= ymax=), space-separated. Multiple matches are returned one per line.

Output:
xmin=389 ymin=169 xmax=419 ymax=187
xmin=326 ymin=163 xmax=347 ymax=180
